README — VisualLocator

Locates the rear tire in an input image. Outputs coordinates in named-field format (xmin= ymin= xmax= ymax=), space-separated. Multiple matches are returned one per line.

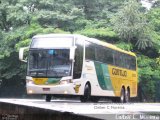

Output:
xmin=80 ymin=84 xmax=91 ymax=102
xmin=125 ymin=89 xmax=130 ymax=103
xmin=119 ymin=88 xmax=125 ymax=103
xmin=46 ymin=95 xmax=52 ymax=102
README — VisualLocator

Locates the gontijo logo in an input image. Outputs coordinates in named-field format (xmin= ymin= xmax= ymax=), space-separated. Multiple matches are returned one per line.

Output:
xmin=112 ymin=68 xmax=127 ymax=77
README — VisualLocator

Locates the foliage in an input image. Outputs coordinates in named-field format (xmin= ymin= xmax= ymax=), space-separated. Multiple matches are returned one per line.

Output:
xmin=156 ymin=57 xmax=160 ymax=65
xmin=137 ymin=55 xmax=160 ymax=100
xmin=0 ymin=0 xmax=29 ymax=31
xmin=147 ymin=8 xmax=160 ymax=32
xmin=152 ymin=0 xmax=160 ymax=8
xmin=147 ymin=8 xmax=160 ymax=53
xmin=115 ymin=42 xmax=133 ymax=51
xmin=147 ymin=7 xmax=160 ymax=76
xmin=76 ymin=27 xmax=119 ymax=43
xmin=111 ymin=0 xmax=153 ymax=50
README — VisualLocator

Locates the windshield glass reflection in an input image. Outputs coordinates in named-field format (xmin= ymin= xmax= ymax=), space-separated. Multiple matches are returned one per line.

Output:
xmin=28 ymin=49 xmax=71 ymax=78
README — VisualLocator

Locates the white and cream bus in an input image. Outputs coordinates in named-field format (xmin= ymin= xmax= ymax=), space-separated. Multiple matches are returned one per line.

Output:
xmin=19 ymin=34 xmax=138 ymax=103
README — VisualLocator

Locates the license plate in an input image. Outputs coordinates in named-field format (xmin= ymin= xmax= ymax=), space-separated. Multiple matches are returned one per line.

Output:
xmin=43 ymin=88 xmax=50 ymax=91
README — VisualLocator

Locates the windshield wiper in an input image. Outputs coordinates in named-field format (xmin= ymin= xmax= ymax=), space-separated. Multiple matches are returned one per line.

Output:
xmin=47 ymin=69 xmax=58 ymax=76
xmin=29 ymin=69 xmax=47 ymax=72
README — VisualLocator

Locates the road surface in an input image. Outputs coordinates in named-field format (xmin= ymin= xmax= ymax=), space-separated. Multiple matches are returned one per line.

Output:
xmin=0 ymin=99 xmax=160 ymax=120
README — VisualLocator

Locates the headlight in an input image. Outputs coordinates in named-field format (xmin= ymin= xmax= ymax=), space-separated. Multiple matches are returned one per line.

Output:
xmin=59 ymin=79 xmax=72 ymax=85
xmin=26 ymin=79 xmax=33 ymax=84
xmin=28 ymin=89 xmax=34 ymax=94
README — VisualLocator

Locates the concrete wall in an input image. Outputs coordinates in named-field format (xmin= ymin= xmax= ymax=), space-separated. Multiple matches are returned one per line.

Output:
xmin=0 ymin=102 xmax=98 ymax=120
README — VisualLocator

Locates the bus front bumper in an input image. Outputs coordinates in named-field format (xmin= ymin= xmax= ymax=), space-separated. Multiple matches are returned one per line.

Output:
xmin=26 ymin=83 xmax=79 ymax=95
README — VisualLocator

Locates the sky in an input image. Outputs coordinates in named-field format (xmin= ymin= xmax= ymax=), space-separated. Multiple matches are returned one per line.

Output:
xmin=140 ymin=0 xmax=156 ymax=9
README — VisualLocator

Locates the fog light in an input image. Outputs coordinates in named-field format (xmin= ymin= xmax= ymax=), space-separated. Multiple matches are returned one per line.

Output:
xmin=28 ymin=90 xmax=33 ymax=94
xmin=64 ymin=91 xmax=68 ymax=94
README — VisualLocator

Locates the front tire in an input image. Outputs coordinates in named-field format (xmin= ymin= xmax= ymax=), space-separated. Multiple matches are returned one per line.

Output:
xmin=80 ymin=84 xmax=91 ymax=102
xmin=45 ymin=95 xmax=52 ymax=102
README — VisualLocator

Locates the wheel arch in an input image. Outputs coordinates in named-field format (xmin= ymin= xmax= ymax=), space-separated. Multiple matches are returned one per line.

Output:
xmin=127 ymin=86 xmax=130 ymax=92
xmin=126 ymin=86 xmax=130 ymax=96
xmin=85 ymin=81 xmax=91 ymax=90
xmin=122 ymin=85 xmax=125 ymax=92
xmin=82 ymin=81 xmax=91 ymax=95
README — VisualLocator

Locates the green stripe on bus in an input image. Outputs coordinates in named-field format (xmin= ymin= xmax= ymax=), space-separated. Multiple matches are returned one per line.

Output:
xmin=47 ymin=78 xmax=60 ymax=84
xmin=94 ymin=61 xmax=113 ymax=90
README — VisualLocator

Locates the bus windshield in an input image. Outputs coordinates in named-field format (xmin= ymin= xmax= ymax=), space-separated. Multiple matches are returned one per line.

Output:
xmin=27 ymin=49 xmax=71 ymax=78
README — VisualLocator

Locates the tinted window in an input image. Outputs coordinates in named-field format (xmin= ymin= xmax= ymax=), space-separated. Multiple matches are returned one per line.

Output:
xmin=28 ymin=49 xmax=71 ymax=78
xmin=130 ymin=56 xmax=136 ymax=70
xmin=85 ymin=40 xmax=136 ymax=70
xmin=73 ymin=39 xmax=84 ymax=79
xmin=95 ymin=45 xmax=113 ymax=65
xmin=113 ymin=51 xmax=119 ymax=66
xmin=85 ymin=41 xmax=95 ymax=60
xmin=113 ymin=51 xmax=136 ymax=70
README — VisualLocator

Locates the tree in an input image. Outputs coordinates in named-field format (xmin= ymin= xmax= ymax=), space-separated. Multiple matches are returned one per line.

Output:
xmin=152 ymin=0 xmax=160 ymax=8
xmin=72 ymin=0 xmax=126 ymax=22
xmin=0 ymin=0 xmax=29 ymax=32
xmin=147 ymin=7 xmax=160 ymax=67
xmin=111 ymin=0 xmax=153 ymax=50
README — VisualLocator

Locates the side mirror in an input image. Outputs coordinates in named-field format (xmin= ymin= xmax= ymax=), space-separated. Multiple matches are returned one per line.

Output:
xmin=19 ymin=47 xmax=29 ymax=63
xmin=70 ymin=47 xmax=76 ymax=60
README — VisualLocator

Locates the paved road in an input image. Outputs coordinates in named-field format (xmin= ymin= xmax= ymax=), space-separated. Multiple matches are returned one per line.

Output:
xmin=0 ymin=99 xmax=160 ymax=120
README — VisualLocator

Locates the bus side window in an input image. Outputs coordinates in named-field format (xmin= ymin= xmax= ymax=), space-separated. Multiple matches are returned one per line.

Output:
xmin=125 ymin=55 xmax=130 ymax=69
xmin=113 ymin=51 xmax=119 ymax=67
xmin=85 ymin=41 xmax=95 ymax=60
xmin=73 ymin=40 xmax=83 ymax=79
xmin=122 ymin=53 xmax=127 ymax=68
xmin=107 ymin=48 xmax=114 ymax=65
xmin=128 ymin=56 xmax=131 ymax=70
xmin=131 ymin=56 xmax=136 ymax=70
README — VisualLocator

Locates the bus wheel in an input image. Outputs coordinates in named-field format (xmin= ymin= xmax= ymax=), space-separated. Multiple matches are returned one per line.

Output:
xmin=46 ymin=95 xmax=52 ymax=102
xmin=80 ymin=84 xmax=91 ymax=102
xmin=125 ymin=89 xmax=130 ymax=103
xmin=119 ymin=88 xmax=125 ymax=103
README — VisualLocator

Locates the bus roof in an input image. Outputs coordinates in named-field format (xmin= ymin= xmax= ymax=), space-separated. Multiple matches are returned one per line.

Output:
xmin=32 ymin=34 xmax=87 ymax=39
xmin=32 ymin=34 xmax=136 ymax=57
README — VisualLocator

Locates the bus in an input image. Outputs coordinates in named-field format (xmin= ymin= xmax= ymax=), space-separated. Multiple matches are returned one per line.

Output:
xmin=19 ymin=34 xmax=138 ymax=103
